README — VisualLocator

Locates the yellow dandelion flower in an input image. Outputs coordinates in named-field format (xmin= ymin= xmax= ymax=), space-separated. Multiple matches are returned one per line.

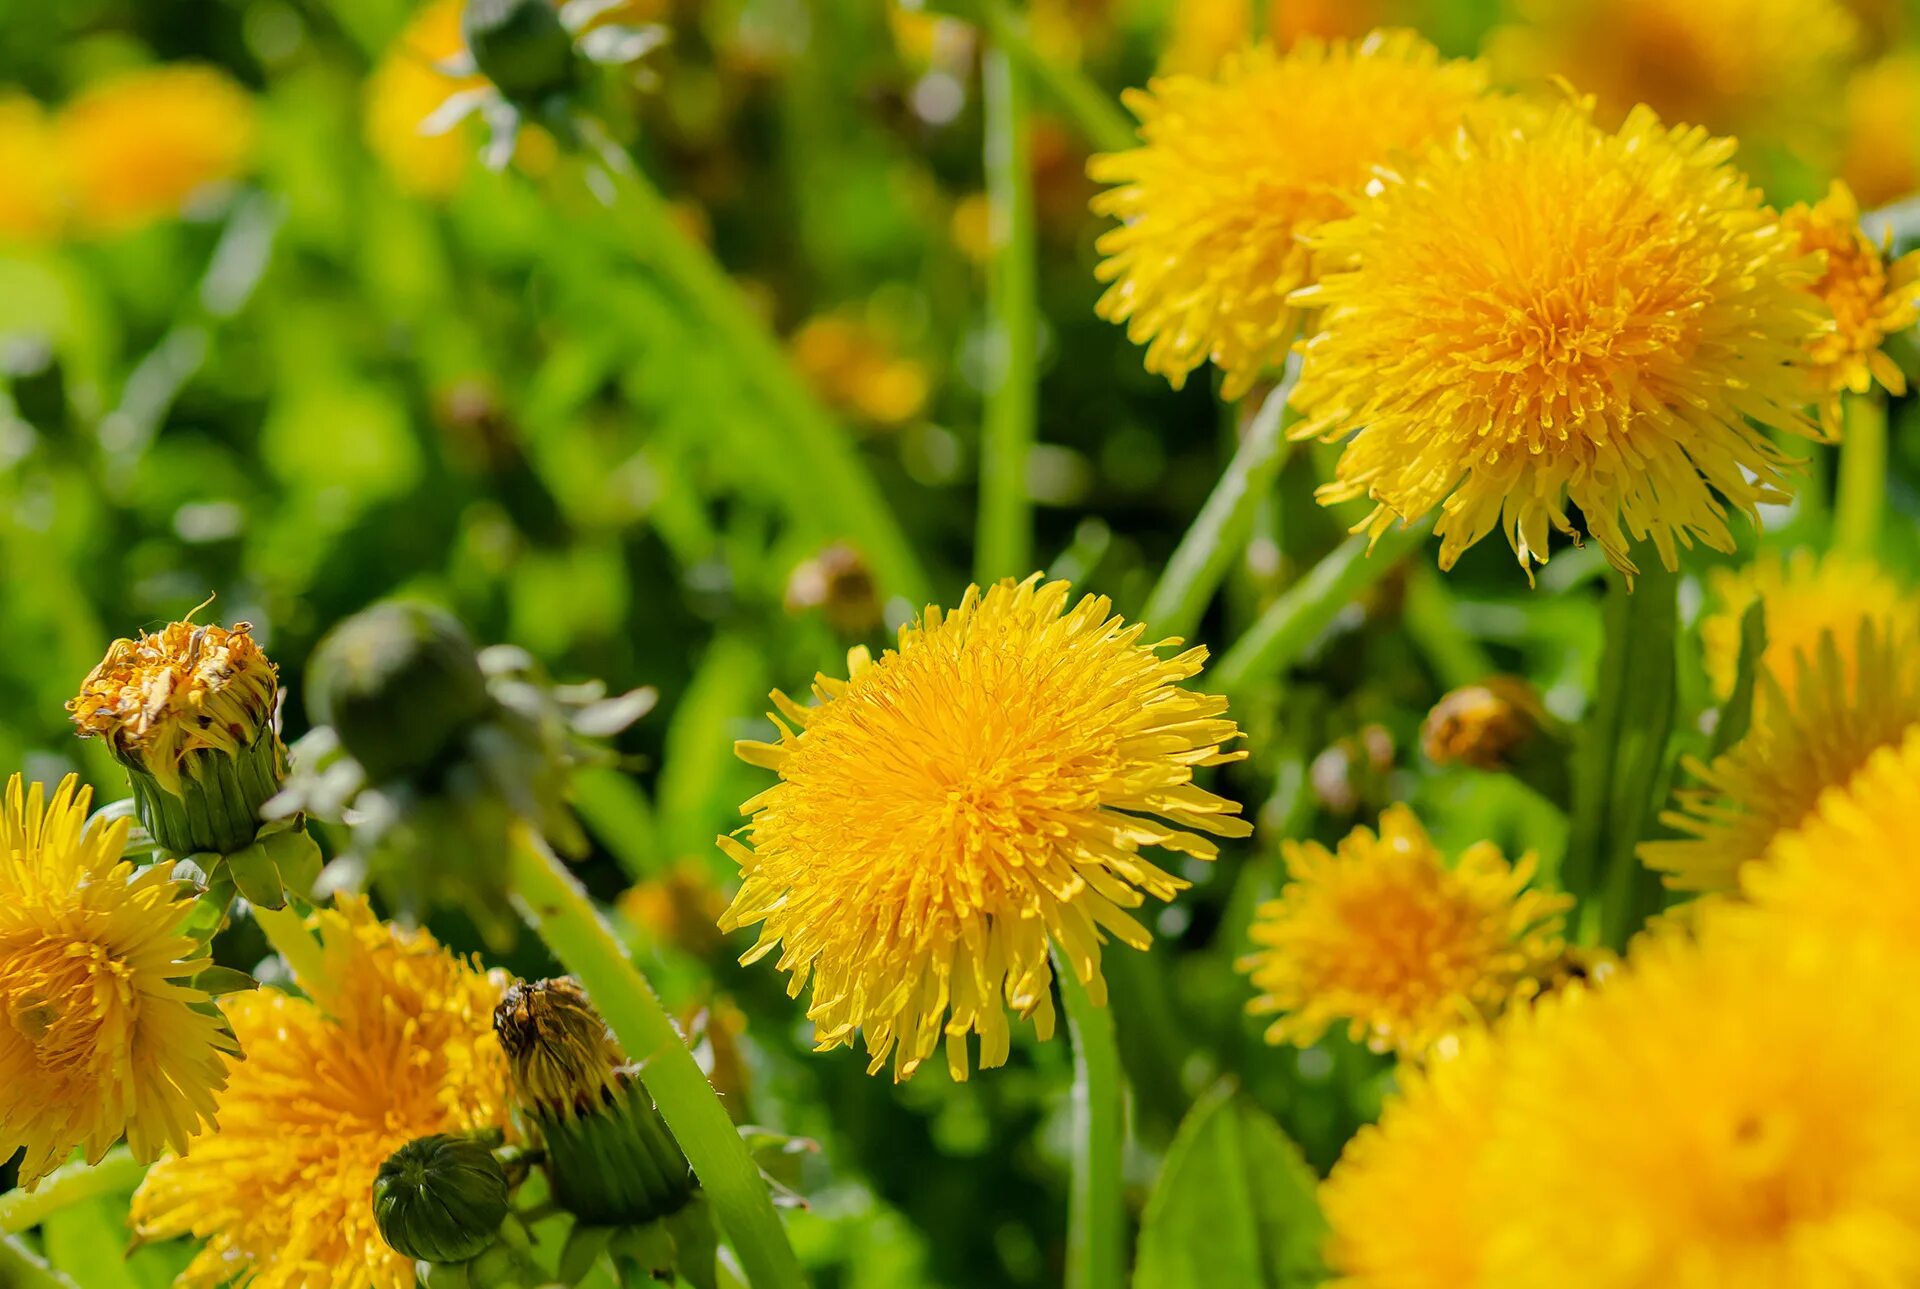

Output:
xmin=718 ymin=576 xmax=1250 ymax=1081
xmin=0 ymin=94 xmax=64 ymax=244
xmin=0 ymin=775 xmax=236 ymax=1189
xmin=788 ymin=313 xmax=929 ymax=430
xmin=1321 ymin=1032 xmax=1505 ymax=1288
xmin=1091 ymin=31 xmax=1489 ymax=398
xmin=1782 ymin=181 xmax=1920 ymax=429
xmin=1419 ymin=676 xmax=1555 ymax=772
xmin=1744 ymin=725 xmax=1920 ymax=948
xmin=365 ymin=0 xmax=483 ymax=199
xmin=1492 ymin=0 xmax=1860 ymax=137
xmin=1239 ymin=805 xmax=1569 ymax=1058
xmin=57 ymin=65 xmax=255 ymax=236
xmin=1477 ymin=926 xmax=1920 ymax=1287
xmin=1291 ymin=97 xmax=1824 ymax=579
xmin=1699 ymin=548 xmax=1916 ymax=704
xmin=132 ymin=897 xmax=512 ymax=1289
xmin=1642 ymin=622 xmax=1920 ymax=892
xmin=1841 ymin=54 xmax=1920 ymax=208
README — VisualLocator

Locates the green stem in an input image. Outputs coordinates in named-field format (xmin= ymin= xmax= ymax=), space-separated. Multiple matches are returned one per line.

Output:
xmin=0 ymin=1150 xmax=144 ymax=1235
xmin=563 ymin=138 xmax=930 ymax=606
xmin=507 ymin=826 xmax=804 ymax=1289
xmin=976 ymin=42 xmax=1040 ymax=584
xmin=1401 ymin=565 xmax=1496 ymax=691
xmin=1055 ymin=956 xmax=1125 ymax=1289
xmin=1211 ymin=521 xmax=1433 ymax=697
xmin=977 ymin=0 xmax=1136 ymax=154
xmin=1834 ymin=390 xmax=1887 ymax=557
xmin=251 ymin=902 xmax=328 ymax=995
xmin=1140 ymin=368 xmax=1298 ymax=641
xmin=0 ymin=1235 xmax=76 ymax=1289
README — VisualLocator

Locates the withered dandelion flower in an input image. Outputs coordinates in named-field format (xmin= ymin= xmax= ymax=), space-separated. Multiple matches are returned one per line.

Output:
xmin=1239 ymin=805 xmax=1568 ymax=1058
xmin=0 ymin=775 xmax=236 ymax=1189
xmin=1091 ymin=31 xmax=1489 ymax=398
xmin=1290 ymin=97 xmax=1825 ymax=579
xmin=719 ymin=576 xmax=1249 ymax=1081
xmin=1781 ymin=180 xmax=1920 ymax=430
xmin=132 ymin=898 xmax=511 ymax=1289
xmin=1642 ymin=622 xmax=1920 ymax=892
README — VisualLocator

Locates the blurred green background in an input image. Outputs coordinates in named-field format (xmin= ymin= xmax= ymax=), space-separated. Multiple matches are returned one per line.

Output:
xmin=2 ymin=0 xmax=1918 ymax=1284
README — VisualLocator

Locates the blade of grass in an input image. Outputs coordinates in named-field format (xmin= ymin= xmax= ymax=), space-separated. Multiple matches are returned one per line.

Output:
xmin=1211 ymin=521 xmax=1432 ymax=697
xmin=1140 ymin=366 xmax=1298 ymax=641
xmin=976 ymin=41 xmax=1039 ymax=583
xmin=558 ymin=137 xmax=931 ymax=606
xmin=508 ymin=825 xmax=804 ymax=1289
xmin=0 ymin=1150 xmax=145 ymax=1236
xmin=976 ymin=0 xmax=1135 ymax=155
xmin=1055 ymin=955 xmax=1125 ymax=1289
xmin=0 ymin=1235 xmax=77 ymax=1289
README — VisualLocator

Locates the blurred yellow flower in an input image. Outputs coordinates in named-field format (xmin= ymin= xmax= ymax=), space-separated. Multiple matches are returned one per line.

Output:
xmin=1240 ymin=805 xmax=1568 ymax=1057
xmin=132 ymin=898 xmax=512 ymax=1289
xmin=1158 ymin=0 xmax=1386 ymax=77
xmin=1782 ymin=181 xmax=1920 ymax=429
xmin=1745 ymin=724 xmax=1920 ymax=948
xmin=1699 ymin=548 xmax=1916 ymax=705
xmin=1091 ymin=31 xmax=1488 ymax=398
xmin=618 ymin=858 xmax=729 ymax=958
xmin=1643 ymin=621 xmax=1920 ymax=891
xmin=1841 ymin=54 xmax=1920 ymax=207
xmin=788 ymin=312 xmax=929 ymax=429
xmin=1492 ymin=0 xmax=1860 ymax=137
xmin=1321 ymin=1032 xmax=1504 ymax=1287
xmin=1292 ymin=97 xmax=1824 ymax=579
xmin=1486 ymin=927 xmax=1920 ymax=1286
xmin=0 ymin=94 xmax=63 ymax=243
xmin=719 ymin=576 xmax=1249 ymax=1081
xmin=0 ymin=775 xmax=236 ymax=1189
xmin=1419 ymin=676 xmax=1553 ymax=772
xmin=365 ymin=0 xmax=480 ymax=198
xmin=57 ymin=65 xmax=255 ymax=236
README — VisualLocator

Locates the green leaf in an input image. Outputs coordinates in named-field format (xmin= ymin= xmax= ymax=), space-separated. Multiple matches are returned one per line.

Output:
xmin=189 ymin=966 xmax=260 ymax=997
xmin=1133 ymin=1083 xmax=1326 ymax=1289
xmin=1709 ymin=600 xmax=1767 ymax=757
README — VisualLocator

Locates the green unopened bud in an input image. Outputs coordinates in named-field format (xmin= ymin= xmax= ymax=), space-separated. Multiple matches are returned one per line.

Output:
xmin=308 ymin=601 xmax=492 ymax=783
xmin=494 ymin=978 xmax=696 ymax=1225
xmin=463 ymin=0 xmax=578 ymax=101
xmin=70 ymin=619 xmax=287 ymax=856
xmin=373 ymin=1133 xmax=511 ymax=1265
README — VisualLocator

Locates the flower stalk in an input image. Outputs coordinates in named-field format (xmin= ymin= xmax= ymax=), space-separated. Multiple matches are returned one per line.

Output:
xmin=976 ymin=39 xmax=1039 ymax=585
xmin=1056 ymin=957 xmax=1125 ymax=1289
xmin=1834 ymin=389 xmax=1887 ymax=557
xmin=505 ymin=824 xmax=802 ymax=1289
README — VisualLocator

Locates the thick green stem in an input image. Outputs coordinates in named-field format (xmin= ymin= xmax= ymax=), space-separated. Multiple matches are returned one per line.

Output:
xmin=1055 ymin=957 xmax=1125 ymax=1289
xmin=0 ymin=1150 xmax=144 ymax=1235
xmin=976 ymin=42 xmax=1039 ymax=584
xmin=563 ymin=141 xmax=930 ymax=606
xmin=1211 ymin=522 xmax=1432 ymax=697
xmin=0 ymin=1235 xmax=76 ymax=1289
xmin=1140 ymin=369 xmax=1298 ymax=641
xmin=1834 ymin=390 xmax=1887 ymax=557
xmin=251 ymin=902 xmax=328 ymax=995
xmin=977 ymin=0 xmax=1136 ymax=154
xmin=507 ymin=826 xmax=803 ymax=1289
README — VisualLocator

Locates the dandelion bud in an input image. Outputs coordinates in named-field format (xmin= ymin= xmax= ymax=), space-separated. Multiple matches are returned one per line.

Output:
xmin=784 ymin=543 xmax=883 ymax=637
xmin=462 ymin=0 xmax=578 ymax=102
xmin=1421 ymin=677 xmax=1570 ymax=805
xmin=372 ymin=1133 xmax=511 ymax=1265
xmin=307 ymin=600 xmax=492 ymax=784
xmin=70 ymin=619 xmax=285 ymax=857
xmin=494 ymin=978 xmax=697 ymax=1226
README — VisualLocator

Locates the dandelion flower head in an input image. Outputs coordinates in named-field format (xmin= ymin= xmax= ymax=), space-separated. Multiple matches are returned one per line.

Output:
xmin=0 ymin=94 xmax=63 ymax=244
xmin=1291 ymin=96 xmax=1825 ymax=578
xmin=57 ymin=65 xmax=255 ymax=235
xmin=1091 ymin=30 xmax=1489 ymax=398
xmin=1642 ymin=621 xmax=1920 ymax=891
xmin=1842 ymin=53 xmax=1920 ymax=207
xmin=1781 ymin=180 xmax=1920 ymax=429
xmin=1699 ymin=548 xmax=1915 ymax=705
xmin=1239 ymin=805 xmax=1569 ymax=1058
xmin=131 ymin=897 xmax=512 ymax=1289
xmin=0 ymin=775 xmax=236 ymax=1188
xmin=719 ymin=576 xmax=1249 ymax=1081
